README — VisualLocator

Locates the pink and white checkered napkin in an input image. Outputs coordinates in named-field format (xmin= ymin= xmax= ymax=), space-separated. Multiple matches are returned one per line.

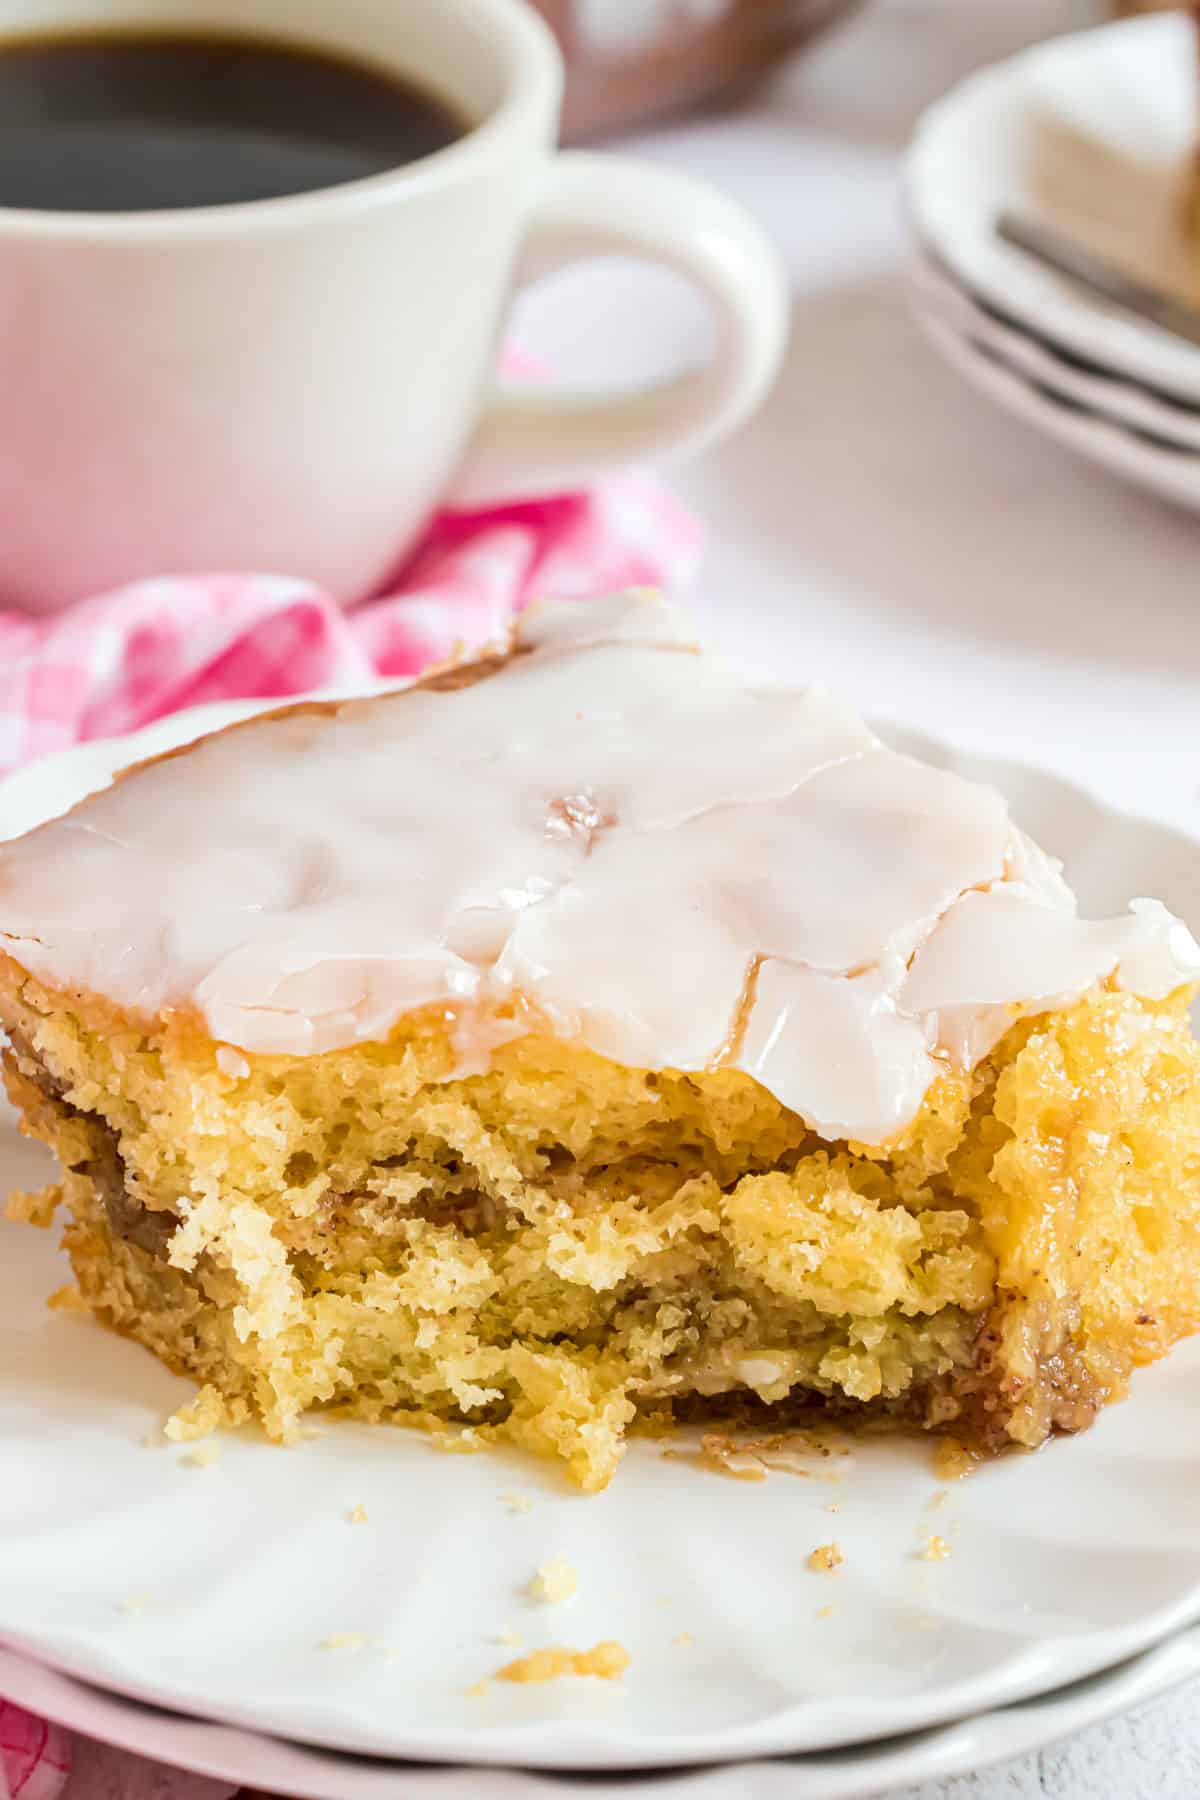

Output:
xmin=0 ymin=467 xmax=699 ymax=1800
xmin=0 ymin=471 xmax=702 ymax=778
xmin=0 ymin=1705 xmax=70 ymax=1800
xmin=0 ymin=1713 xmax=237 ymax=1800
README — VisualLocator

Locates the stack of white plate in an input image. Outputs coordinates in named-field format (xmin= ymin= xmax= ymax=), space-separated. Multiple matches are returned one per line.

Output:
xmin=4 ymin=705 xmax=1200 ymax=1797
xmin=906 ymin=11 xmax=1200 ymax=513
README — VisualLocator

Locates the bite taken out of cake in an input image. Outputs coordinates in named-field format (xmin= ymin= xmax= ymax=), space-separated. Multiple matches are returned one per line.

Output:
xmin=2 ymin=590 xmax=1199 ymax=1490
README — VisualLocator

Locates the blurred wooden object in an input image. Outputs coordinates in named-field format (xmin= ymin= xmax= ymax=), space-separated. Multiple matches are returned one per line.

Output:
xmin=530 ymin=0 xmax=863 ymax=139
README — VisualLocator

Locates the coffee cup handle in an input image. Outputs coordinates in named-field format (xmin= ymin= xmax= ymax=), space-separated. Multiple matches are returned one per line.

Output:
xmin=450 ymin=151 xmax=789 ymax=504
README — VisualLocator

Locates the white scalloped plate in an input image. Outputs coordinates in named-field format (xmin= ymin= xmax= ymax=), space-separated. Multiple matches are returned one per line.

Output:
xmin=2 ymin=704 xmax=1200 ymax=1771
xmin=907 ymin=14 xmax=1200 ymax=404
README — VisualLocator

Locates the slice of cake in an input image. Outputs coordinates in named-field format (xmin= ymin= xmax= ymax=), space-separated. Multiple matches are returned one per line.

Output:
xmin=3 ymin=591 xmax=1199 ymax=1489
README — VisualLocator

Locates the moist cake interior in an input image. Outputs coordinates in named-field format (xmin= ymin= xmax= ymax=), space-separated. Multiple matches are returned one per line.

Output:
xmin=5 ymin=988 xmax=1200 ymax=1488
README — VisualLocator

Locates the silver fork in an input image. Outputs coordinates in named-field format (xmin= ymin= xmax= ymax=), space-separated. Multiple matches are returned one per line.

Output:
xmin=997 ymin=210 xmax=1200 ymax=351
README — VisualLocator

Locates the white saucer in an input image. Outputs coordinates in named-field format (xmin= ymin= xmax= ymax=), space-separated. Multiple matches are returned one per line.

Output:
xmin=907 ymin=13 xmax=1200 ymax=402
xmin=4 ymin=1627 xmax=1200 ymax=1800
xmin=2 ymin=708 xmax=1200 ymax=1770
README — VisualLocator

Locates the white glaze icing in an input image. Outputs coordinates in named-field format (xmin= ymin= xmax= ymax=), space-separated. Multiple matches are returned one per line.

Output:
xmin=0 ymin=590 xmax=1196 ymax=1145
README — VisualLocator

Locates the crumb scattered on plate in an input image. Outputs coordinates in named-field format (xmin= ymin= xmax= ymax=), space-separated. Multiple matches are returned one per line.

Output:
xmin=673 ymin=1631 xmax=693 ymax=1647
xmin=431 ymin=1424 xmax=486 ymax=1457
xmin=163 ymin=1385 xmax=226 ymax=1443
xmin=500 ymin=1492 xmax=533 ymax=1515
xmin=321 ymin=1632 xmax=370 ymax=1651
xmin=817 ymin=1604 xmax=836 ymax=1620
xmin=182 ymin=1446 xmax=218 ymax=1470
xmin=919 ymin=1535 xmax=951 ymax=1562
xmin=47 ymin=1283 xmax=89 ymax=1313
xmin=347 ymin=1503 xmax=369 ymax=1524
xmin=495 ymin=1642 xmax=630 ymax=1684
xmin=807 ymin=1543 xmax=844 ymax=1573
xmin=529 ymin=1555 xmax=578 ymax=1604
xmin=117 ymin=1594 xmax=151 ymax=1615
xmin=492 ymin=1630 xmax=523 ymax=1648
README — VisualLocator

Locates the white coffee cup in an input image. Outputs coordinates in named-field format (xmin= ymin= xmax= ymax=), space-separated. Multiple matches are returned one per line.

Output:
xmin=0 ymin=0 xmax=789 ymax=615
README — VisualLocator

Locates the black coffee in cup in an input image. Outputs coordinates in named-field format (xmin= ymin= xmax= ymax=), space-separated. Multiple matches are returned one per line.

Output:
xmin=0 ymin=31 xmax=466 ymax=212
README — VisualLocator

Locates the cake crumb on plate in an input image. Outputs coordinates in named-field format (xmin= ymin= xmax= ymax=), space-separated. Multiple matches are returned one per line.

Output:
xmin=347 ymin=1504 xmax=369 ymax=1524
xmin=163 ymin=1385 xmax=226 ymax=1443
xmin=430 ymin=1424 xmax=487 ymax=1457
xmin=500 ymin=1492 xmax=533 ymax=1515
xmin=47 ymin=1283 xmax=89 ymax=1313
xmin=495 ymin=1642 xmax=630 ymax=1684
xmin=183 ymin=1442 xmax=219 ymax=1469
xmin=919 ymin=1534 xmax=951 ymax=1562
xmin=530 ymin=1555 xmax=578 ymax=1604
xmin=808 ymin=1543 xmax=844 ymax=1573
xmin=321 ymin=1632 xmax=370 ymax=1651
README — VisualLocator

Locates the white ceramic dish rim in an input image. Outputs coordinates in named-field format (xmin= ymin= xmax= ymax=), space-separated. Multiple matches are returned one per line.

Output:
xmin=908 ymin=244 xmax=1200 ymax=453
xmin=4 ymin=696 xmax=1200 ymax=1769
xmin=2 ymin=1627 xmax=1199 ymax=1800
xmin=906 ymin=13 xmax=1200 ymax=405
xmin=910 ymin=302 xmax=1200 ymax=512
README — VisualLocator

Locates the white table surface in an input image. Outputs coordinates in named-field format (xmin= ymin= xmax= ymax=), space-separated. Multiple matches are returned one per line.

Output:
xmin=516 ymin=1 xmax=1200 ymax=1795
